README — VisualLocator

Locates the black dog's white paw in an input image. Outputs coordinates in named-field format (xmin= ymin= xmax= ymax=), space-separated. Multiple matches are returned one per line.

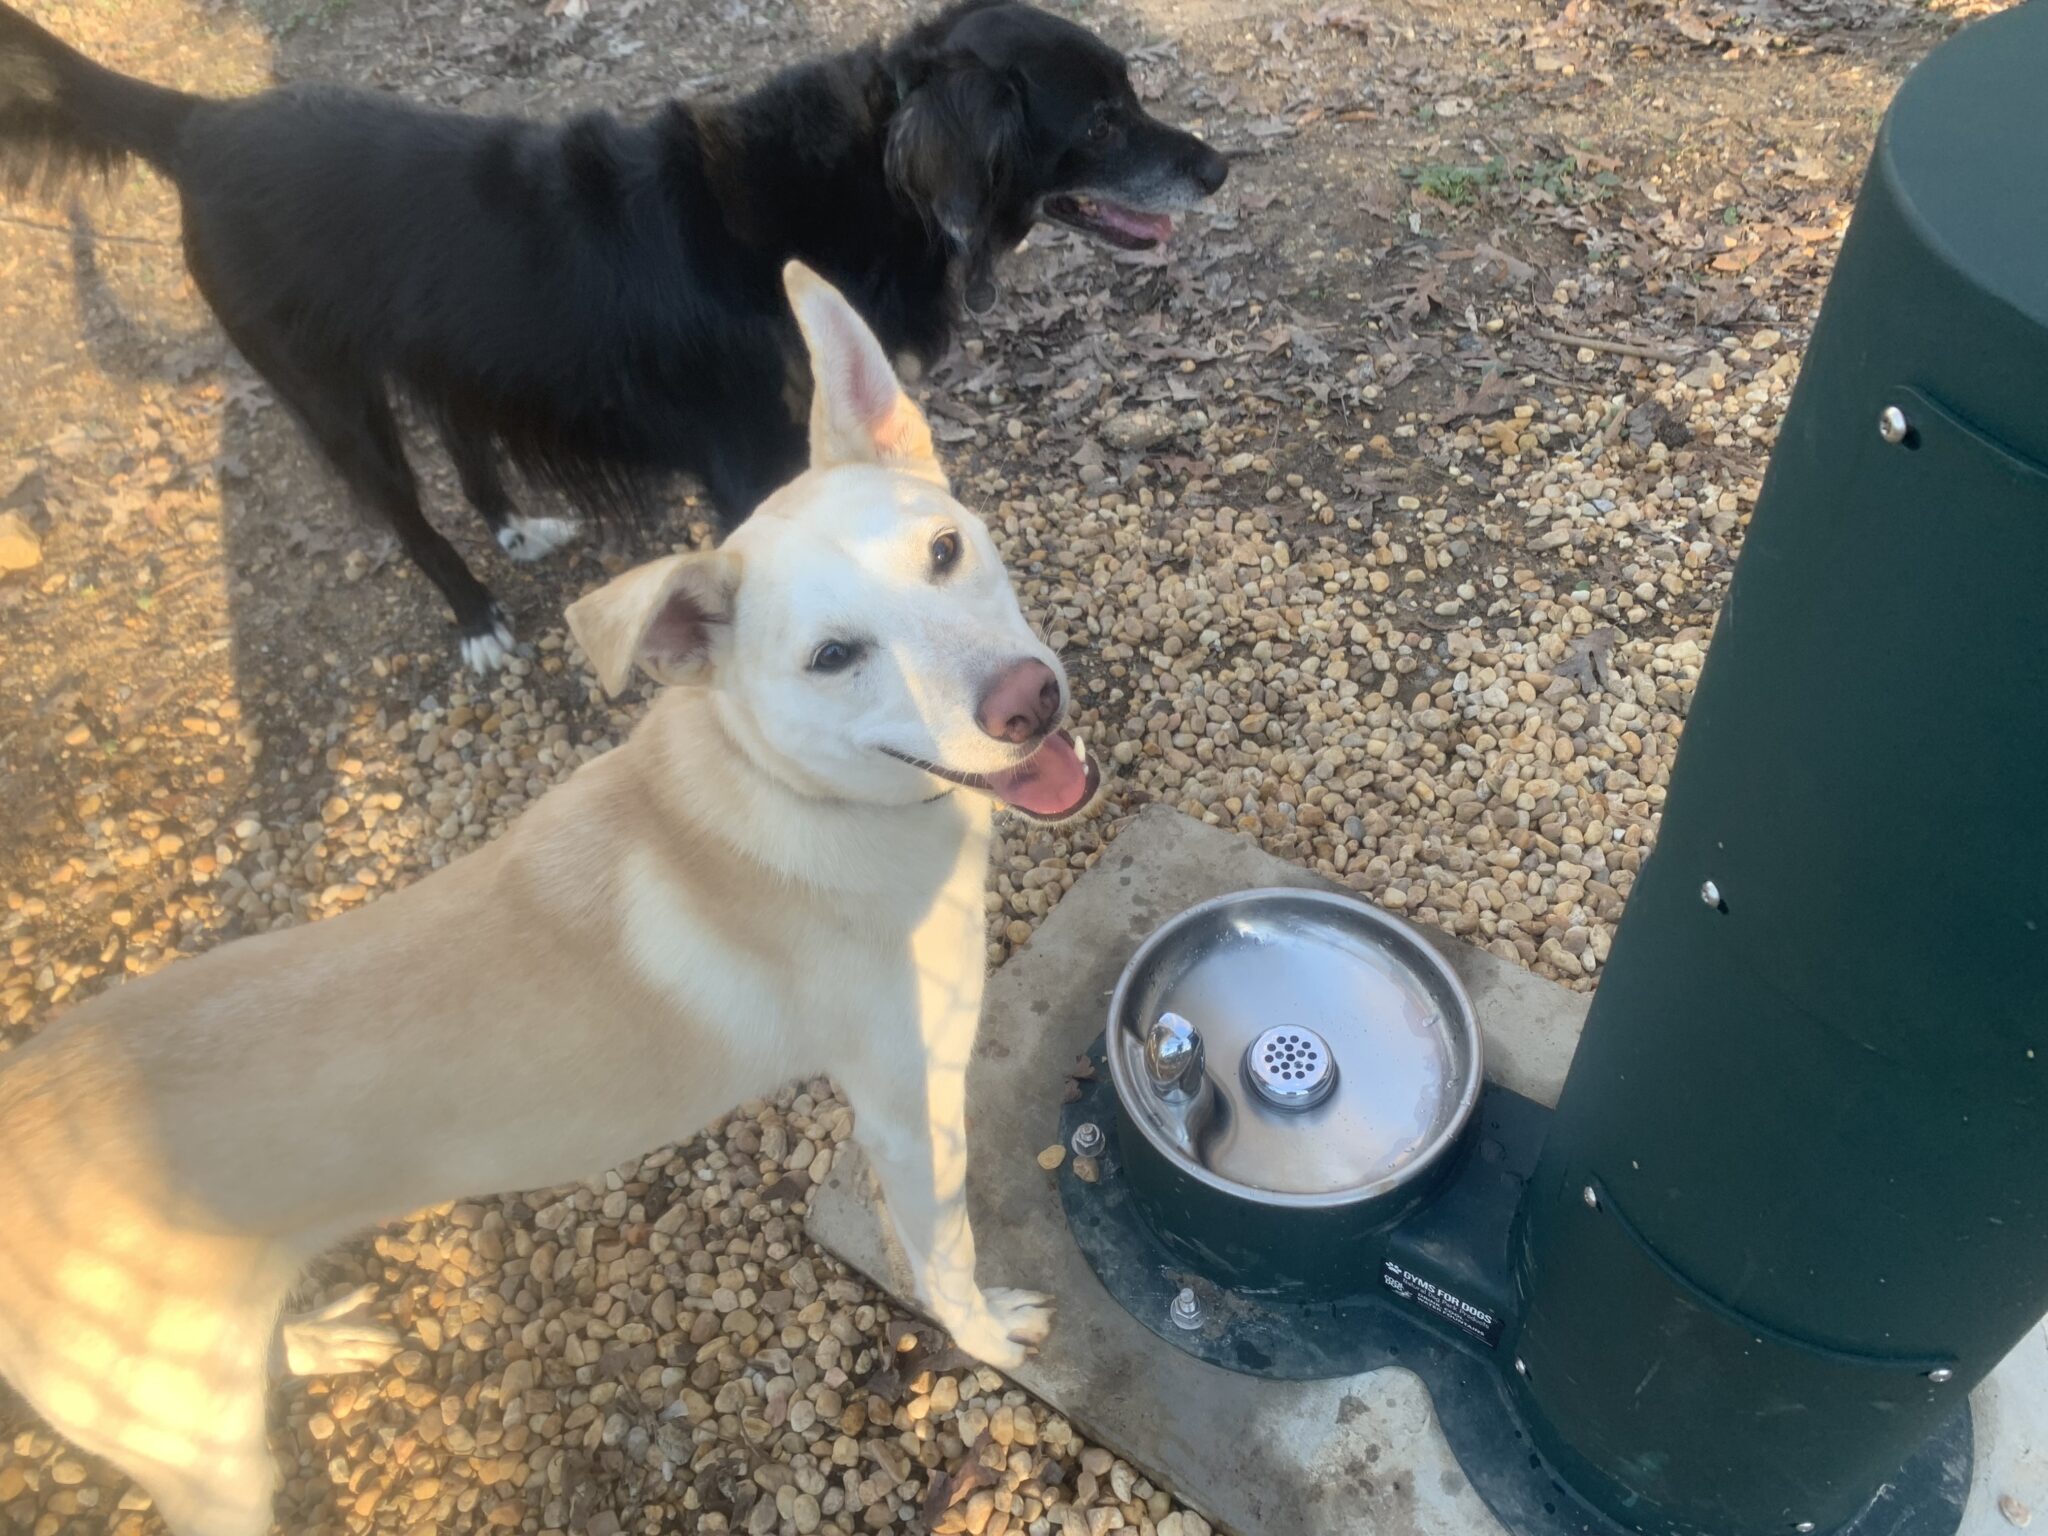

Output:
xmin=460 ymin=607 xmax=517 ymax=673
xmin=496 ymin=514 xmax=578 ymax=563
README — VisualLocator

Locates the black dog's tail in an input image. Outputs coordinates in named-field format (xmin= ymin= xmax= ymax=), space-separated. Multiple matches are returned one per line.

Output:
xmin=0 ymin=3 xmax=201 ymax=196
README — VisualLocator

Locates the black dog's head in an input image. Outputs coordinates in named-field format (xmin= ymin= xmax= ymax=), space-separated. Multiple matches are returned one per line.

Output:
xmin=885 ymin=1 xmax=1228 ymax=312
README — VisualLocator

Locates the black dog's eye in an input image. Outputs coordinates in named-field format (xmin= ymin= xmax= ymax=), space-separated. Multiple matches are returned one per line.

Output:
xmin=931 ymin=528 xmax=962 ymax=576
xmin=809 ymin=640 xmax=866 ymax=674
xmin=1088 ymin=114 xmax=1113 ymax=144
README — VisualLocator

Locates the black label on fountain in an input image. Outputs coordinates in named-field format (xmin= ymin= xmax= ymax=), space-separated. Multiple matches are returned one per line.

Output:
xmin=1380 ymin=1260 xmax=1502 ymax=1349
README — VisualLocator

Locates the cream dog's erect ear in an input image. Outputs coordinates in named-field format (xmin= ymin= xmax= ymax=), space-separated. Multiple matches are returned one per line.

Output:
xmin=565 ymin=550 xmax=742 ymax=696
xmin=783 ymin=260 xmax=946 ymax=487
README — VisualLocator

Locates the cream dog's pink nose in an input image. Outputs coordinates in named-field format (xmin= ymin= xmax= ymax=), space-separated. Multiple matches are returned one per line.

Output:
xmin=977 ymin=659 xmax=1062 ymax=743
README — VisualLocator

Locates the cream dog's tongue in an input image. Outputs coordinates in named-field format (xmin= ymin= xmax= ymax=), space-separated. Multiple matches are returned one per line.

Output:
xmin=986 ymin=731 xmax=1092 ymax=817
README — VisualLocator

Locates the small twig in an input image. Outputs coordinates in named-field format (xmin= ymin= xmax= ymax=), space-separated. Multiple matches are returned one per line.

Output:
xmin=148 ymin=567 xmax=220 ymax=601
xmin=1528 ymin=327 xmax=1690 ymax=365
xmin=0 ymin=212 xmax=178 ymax=248
xmin=1215 ymin=141 xmax=1289 ymax=161
xmin=1456 ymin=356 xmax=1574 ymax=391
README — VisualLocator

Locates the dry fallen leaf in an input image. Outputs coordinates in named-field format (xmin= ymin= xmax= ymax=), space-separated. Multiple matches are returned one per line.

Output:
xmin=1670 ymin=7 xmax=1717 ymax=44
xmin=1311 ymin=6 xmax=1372 ymax=36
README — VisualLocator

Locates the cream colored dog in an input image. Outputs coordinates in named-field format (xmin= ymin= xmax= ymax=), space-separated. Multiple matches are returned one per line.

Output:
xmin=0 ymin=263 xmax=1101 ymax=1536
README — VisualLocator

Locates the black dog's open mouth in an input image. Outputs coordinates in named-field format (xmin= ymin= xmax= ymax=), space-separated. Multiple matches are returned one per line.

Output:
xmin=1042 ymin=193 xmax=1176 ymax=251
xmin=885 ymin=730 xmax=1102 ymax=822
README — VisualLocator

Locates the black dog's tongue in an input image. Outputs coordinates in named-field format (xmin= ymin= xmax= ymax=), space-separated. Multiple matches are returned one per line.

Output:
xmin=1088 ymin=199 xmax=1174 ymax=246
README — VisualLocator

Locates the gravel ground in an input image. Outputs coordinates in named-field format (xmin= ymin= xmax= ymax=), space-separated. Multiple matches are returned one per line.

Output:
xmin=0 ymin=311 xmax=1792 ymax=1536
xmin=0 ymin=0 xmax=2010 ymax=1530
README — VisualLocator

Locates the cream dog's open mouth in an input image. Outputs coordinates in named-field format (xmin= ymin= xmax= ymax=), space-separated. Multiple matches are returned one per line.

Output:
xmin=884 ymin=730 xmax=1102 ymax=821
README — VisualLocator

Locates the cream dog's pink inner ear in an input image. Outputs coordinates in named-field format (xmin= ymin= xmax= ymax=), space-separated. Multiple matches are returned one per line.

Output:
xmin=636 ymin=579 xmax=722 ymax=686
xmin=566 ymin=550 xmax=738 ymax=696
xmin=783 ymin=260 xmax=943 ymax=484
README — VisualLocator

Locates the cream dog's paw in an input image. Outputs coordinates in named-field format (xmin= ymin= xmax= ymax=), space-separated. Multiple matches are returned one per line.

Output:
xmin=947 ymin=1287 xmax=1054 ymax=1370
xmin=280 ymin=1284 xmax=401 ymax=1376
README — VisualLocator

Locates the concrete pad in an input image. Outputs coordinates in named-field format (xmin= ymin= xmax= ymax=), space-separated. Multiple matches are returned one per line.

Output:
xmin=808 ymin=806 xmax=2041 ymax=1535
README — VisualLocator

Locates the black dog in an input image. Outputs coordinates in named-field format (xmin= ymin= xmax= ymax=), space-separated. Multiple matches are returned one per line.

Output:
xmin=0 ymin=0 xmax=1225 ymax=669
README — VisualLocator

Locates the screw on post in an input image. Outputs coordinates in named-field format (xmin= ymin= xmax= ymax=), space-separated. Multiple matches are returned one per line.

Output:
xmin=1169 ymin=1287 xmax=1204 ymax=1331
xmin=1070 ymin=1121 xmax=1104 ymax=1157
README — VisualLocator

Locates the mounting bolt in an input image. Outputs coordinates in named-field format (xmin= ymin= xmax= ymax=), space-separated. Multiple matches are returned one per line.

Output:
xmin=1700 ymin=879 xmax=1723 ymax=908
xmin=1169 ymin=1287 xmax=1204 ymax=1331
xmin=1070 ymin=1122 xmax=1104 ymax=1157
xmin=1514 ymin=1356 xmax=1529 ymax=1377
xmin=1795 ymin=1524 xmax=1818 ymax=1534
xmin=1928 ymin=1367 xmax=1955 ymax=1384
xmin=1582 ymin=1185 xmax=1601 ymax=1211
xmin=1878 ymin=405 xmax=1911 ymax=445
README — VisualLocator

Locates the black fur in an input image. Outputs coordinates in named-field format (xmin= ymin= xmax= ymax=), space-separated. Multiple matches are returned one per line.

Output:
xmin=0 ymin=6 xmax=192 ymax=192
xmin=0 ymin=0 xmax=1226 ymax=662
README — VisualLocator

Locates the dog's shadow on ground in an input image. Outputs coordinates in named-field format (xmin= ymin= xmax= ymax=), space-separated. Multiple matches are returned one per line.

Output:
xmin=62 ymin=188 xmax=673 ymax=944
xmin=63 ymin=205 xmax=220 ymax=380
xmin=63 ymin=202 xmax=471 ymax=917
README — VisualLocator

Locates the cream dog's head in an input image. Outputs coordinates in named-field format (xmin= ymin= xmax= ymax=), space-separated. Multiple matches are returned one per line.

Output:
xmin=567 ymin=262 xmax=1100 ymax=821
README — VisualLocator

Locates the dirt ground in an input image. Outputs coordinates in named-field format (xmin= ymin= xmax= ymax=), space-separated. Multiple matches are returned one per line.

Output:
xmin=0 ymin=0 xmax=2010 ymax=1530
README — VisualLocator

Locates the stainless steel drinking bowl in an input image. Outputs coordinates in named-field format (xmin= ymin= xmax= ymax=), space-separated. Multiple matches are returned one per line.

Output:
xmin=1103 ymin=888 xmax=1484 ymax=1292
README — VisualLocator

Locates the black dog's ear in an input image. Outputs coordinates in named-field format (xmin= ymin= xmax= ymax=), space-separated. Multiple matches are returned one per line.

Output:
xmin=883 ymin=0 xmax=1014 ymax=98
xmin=885 ymin=58 xmax=1026 ymax=315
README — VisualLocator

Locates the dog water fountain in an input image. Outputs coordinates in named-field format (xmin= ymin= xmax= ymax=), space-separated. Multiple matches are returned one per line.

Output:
xmin=1054 ymin=8 xmax=2048 ymax=1531
xmin=812 ymin=8 xmax=2048 ymax=1531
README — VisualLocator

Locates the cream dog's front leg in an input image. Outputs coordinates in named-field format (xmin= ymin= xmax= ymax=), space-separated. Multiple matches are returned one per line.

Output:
xmin=837 ymin=874 xmax=1052 ymax=1368
xmin=840 ymin=1050 xmax=1052 ymax=1368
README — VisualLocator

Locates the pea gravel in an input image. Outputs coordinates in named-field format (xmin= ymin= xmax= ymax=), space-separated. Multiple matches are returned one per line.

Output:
xmin=4 ymin=0 xmax=1932 ymax=1521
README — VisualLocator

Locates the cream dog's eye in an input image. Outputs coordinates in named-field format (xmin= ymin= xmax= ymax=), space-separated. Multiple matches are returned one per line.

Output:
xmin=809 ymin=640 xmax=866 ymax=674
xmin=930 ymin=529 xmax=962 ymax=576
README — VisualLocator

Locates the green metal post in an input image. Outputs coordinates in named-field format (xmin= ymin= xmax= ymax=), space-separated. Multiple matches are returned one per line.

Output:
xmin=1505 ymin=7 xmax=2048 ymax=1532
